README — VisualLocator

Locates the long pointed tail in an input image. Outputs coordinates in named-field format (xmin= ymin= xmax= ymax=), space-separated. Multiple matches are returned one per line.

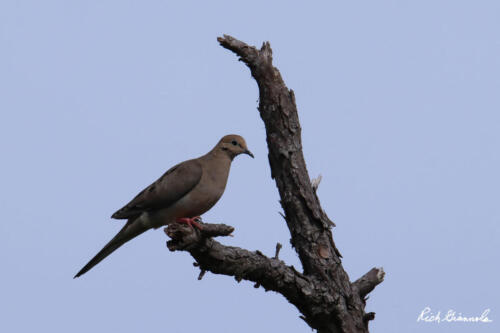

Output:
xmin=74 ymin=218 xmax=149 ymax=278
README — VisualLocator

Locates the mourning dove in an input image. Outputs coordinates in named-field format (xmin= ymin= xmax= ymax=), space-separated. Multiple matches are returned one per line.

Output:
xmin=74 ymin=134 xmax=253 ymax=278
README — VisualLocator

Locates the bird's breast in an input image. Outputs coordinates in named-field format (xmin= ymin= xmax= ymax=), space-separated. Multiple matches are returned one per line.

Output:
xmin=149 ymin=158 xmax=231 ymax=226
xmin=186 ymin=163 xmax=229 ymax=215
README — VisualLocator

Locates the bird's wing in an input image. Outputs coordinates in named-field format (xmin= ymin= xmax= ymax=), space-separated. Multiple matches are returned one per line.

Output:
xmin=111 ymin=159 xmax=203 ymax=219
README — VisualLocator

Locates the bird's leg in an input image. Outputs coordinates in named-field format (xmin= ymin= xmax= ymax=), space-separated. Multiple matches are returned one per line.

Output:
xmin=175 ymin=216 xmax=203 ymax=230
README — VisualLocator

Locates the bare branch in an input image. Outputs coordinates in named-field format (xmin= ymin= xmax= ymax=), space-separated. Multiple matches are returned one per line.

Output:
xmin=218 ymin=34 xmax=338 ymax=271
xmin=352 ymin=267 xmax=385 ymax=298
xmin=197 ymin=269 xmax=207 ymax=280
xmin=164 ymin=222 xmax=315 ymax=308
xmin=218 ymin=35 xmax=368 ymax=332
xmin=274 ymin=242 xmax=282 ymax=259
xmin=311 ymin=174 xmax=323 ymax=193
xmin=363 ymin=312 xmax=376 ymax=323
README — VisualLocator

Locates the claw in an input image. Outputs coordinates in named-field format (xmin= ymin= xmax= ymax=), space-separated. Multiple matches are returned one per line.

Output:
xmin=176 ymin=216 xmax=203 ymax=230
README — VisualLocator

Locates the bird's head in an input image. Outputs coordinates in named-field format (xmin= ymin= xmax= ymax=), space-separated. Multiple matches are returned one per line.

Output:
xmin=217 ymin=134 xmax=254 ymax=160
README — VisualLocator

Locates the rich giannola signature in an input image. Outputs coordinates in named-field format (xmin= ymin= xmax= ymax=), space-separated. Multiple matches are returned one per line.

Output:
xmin=417 ymin=307 xmax=492 ymax=323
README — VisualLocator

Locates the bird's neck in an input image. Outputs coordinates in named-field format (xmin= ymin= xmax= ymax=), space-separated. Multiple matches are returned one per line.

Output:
xmin=205 ymin=146 xmax=234 ymax=162
xmin=201 ymin=149 xmax=232 ymax=186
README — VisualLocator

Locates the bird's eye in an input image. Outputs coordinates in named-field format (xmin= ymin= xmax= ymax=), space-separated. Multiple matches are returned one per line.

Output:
xmin=231 ymin=140 xmax=238 ymax=146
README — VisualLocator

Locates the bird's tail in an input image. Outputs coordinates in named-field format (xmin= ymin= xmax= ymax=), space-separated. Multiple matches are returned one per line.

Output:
xmin=74 ymin=217 xmax=149 ymax=278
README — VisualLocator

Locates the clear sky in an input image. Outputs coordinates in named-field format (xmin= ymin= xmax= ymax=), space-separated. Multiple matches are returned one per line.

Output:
xmin=1 ymin=1 xmax=499 ymax=332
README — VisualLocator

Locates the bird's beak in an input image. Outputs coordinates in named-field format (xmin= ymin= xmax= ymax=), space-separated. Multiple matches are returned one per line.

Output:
xmin=244 ymin=149 xmax=254 ymax=158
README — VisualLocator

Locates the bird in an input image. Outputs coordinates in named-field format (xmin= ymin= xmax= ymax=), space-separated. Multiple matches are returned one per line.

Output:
xmin=74 ymin=134 xmax=253 ymax=278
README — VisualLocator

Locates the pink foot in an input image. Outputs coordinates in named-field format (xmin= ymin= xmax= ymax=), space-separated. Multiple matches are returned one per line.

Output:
xmin=176 ymin=216 xmax=203 ymax=230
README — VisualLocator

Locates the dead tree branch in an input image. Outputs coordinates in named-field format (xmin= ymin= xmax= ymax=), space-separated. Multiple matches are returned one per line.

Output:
xmin=164 ymin=35 xmax=384 ymax=333
xmin=352 ymin=267 xmax=385 ymax=299
xmin=165 ymin=222 xmax=315 ymax=309
xmin=274 ymin=242 xmax=282 ymax=259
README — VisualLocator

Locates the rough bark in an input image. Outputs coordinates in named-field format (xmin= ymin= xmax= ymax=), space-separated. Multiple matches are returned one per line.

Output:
xmin=164 ymin=35 xmax=384 ymax=333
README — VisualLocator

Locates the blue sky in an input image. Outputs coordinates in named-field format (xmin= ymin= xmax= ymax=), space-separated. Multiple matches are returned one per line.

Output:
xmin=1 ymin=1 xmax=499 ymax=332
